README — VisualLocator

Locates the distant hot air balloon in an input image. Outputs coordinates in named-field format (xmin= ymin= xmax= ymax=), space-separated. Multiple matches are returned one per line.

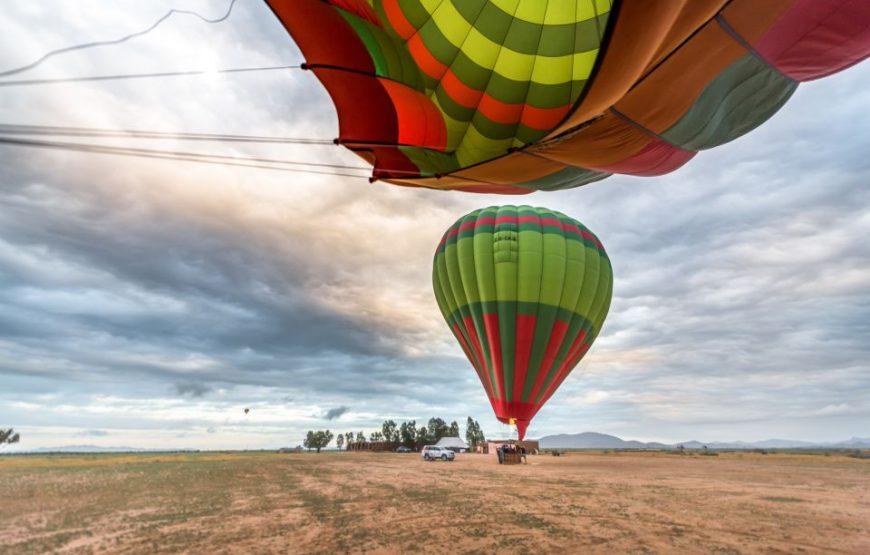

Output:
xmin=244 ymin=408 xmax=250 ymax=415
xmin=433 ymin=206 xmax=612 ymax=439
xmin=266 ymin=1 xmax=869 ymax=193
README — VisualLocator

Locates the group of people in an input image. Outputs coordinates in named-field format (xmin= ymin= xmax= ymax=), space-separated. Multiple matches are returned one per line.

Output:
xmin=496 ymin=443 xmax=527 ymax=464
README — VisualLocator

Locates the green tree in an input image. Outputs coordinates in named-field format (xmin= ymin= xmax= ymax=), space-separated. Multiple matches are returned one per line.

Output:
xmin=448 ymin=420 xmax=460 ymax=438
xmin=357 ymin=431 xmax=366 ymax=443
xmin=0 ymin=428 xmax=19 ymax=447
xmin=370 ymin=431 xmax=383 ymax=441
xmin=427 ymin=418 xmax=449 ymax=443
xmin=336 ymin=433 xmax=344 ymax=451
xmin=345 ymin=431 xmax=355 ymax=447
xmin=466 ymin=418 xmax=474 ymax=447
xmin=399 ymin=420 xmax=416 ymax=449
xmin=465 ymin=417 xmax=485 ymax=449
xmin=303 ymin=430 xmax=334 ymax=453
xmin=381 ymin=419 xmax=398 ymax=443
xmin=415 ymin=426 xmax=429 ymax=449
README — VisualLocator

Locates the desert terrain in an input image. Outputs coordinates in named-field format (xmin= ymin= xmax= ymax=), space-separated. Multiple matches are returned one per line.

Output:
xmin=1 ymin=450 xmax=867 ymax=553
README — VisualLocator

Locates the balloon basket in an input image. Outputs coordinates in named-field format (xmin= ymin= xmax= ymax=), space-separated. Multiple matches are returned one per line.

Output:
xmin=495 ymin=440 xmax=527 ymax=465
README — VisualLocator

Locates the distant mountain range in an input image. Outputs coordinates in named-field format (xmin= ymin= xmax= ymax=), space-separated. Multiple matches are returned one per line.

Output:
xmin=24 ymin=445 xmax=154 ymax=453
xmin=538 ymin=432 xmax=870 ymax=450
xmin=7 ymin=445 xmax=196 ymax=454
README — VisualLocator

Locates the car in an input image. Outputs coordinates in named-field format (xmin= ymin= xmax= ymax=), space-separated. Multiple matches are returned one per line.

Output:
xmin=395 ymin=446 xmax=412 ymax=453
xmin=421 ymin=445 xmax=455 ymax=462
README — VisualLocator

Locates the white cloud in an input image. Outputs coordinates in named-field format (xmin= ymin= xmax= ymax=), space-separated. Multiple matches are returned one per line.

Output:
xmin=813 ymin=403 xmax=852 ymax=416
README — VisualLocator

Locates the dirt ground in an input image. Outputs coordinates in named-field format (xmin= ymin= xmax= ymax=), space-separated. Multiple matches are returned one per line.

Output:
xmin=0 ymin=450 xmax=867 ymax=554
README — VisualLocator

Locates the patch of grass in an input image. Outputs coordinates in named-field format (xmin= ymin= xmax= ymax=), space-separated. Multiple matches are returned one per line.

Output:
xmin=761 ymin=496 xmax=805 ymax=503
xmin=296 ymin=485 xmax=336 ymax=514
xmin=511 ymin=511 xmax=551 ymax=530
xmin=465 ymin=526 xmax=489 ymax=538
xmin=495 ymin=534 xmax=530 ymax=549
xmin=400 ymin=485 xmax=451 ymax=502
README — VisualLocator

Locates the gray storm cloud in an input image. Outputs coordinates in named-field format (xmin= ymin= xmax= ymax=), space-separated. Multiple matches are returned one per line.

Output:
xmin=323 ymin=406 xmax=349 ymax=421
xmin=174 ymin=383 xmax=212 ymax=398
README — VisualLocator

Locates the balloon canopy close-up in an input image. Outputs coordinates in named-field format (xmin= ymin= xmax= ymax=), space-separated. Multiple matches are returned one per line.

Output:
xmin=266 ymin=0 xmax=870 ymax=194
xmin=433 ymin=206 xmax=612 ymax=439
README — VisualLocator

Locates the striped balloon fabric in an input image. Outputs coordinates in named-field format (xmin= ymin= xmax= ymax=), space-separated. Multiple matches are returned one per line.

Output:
xmin=267 ymin=0 xmax=869 ymax=194
xmin=433 ymin=206 xmax=612 ymax=439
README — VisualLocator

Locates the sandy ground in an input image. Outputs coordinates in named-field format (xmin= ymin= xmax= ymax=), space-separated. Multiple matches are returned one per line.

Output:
xmin=0 ymin=450 xmax=867 ymax=553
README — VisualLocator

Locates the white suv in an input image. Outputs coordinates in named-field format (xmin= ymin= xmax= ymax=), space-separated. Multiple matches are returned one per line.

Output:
xmin=421 ymin=445 xmax=455 ymax=461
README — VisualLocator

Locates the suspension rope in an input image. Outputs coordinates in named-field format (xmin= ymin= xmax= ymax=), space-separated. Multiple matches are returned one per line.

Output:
xmin=0 ymin=65 xmax=301 ymax=87
xmin=0 ymin=124 xmax=426 ymax=176
xmin=0 ymin=123 xmax=334 ymax=145
xmin=0 ymin=135 xmax=370 ymax=178
xmin=0 ymin=0 xmax=240 ymax=78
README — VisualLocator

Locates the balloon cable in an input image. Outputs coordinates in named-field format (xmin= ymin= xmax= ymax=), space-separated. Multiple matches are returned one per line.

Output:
xmin=0 ymin=123 xmax=333 ymax=145
xmin=0 ymin=0 xmax=240 ymax=78
xmin=0 ymin=65 xmax=302 ymax=87
xmin=0 ymin=135 xmax=371 ymax=178
xmin=0 ymin=125 xmax=429 ymax=177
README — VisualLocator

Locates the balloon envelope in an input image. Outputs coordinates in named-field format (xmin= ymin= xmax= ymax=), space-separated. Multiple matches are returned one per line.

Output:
xmin=433 ymin=206 xmax=612 ymax=439
xmin=267 ymin=0 xmax=869 ymax=193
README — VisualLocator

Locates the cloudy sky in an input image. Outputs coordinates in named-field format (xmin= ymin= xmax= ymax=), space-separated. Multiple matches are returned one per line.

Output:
xmin=1 ymin=1 xmax=868 ymax=450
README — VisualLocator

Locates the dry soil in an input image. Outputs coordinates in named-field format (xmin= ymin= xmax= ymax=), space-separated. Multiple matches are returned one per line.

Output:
xmin=0 ymin=450 xmax=867 ymax=553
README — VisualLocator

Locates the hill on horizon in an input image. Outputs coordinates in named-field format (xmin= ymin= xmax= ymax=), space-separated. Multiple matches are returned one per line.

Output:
xmin=4 ymin=445 xmax=189 ymax=454
xmin=538 ymin=432 xmax=870 ymax=450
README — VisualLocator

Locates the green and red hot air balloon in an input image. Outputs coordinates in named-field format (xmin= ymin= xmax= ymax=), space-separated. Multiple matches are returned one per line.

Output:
xmin=267 ymin=0 xmax=869 ymax=193
xmin=433 ymin=206 xmax=612 ymax=439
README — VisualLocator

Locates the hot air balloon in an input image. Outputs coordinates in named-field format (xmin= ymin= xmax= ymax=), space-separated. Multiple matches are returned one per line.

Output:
xmin=433 ymin=206 xmax=612 ymax=439
xmin=266 ymin=1 xmax=869 ymax=193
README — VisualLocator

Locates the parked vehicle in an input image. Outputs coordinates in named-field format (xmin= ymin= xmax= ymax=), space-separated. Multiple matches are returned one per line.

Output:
xmin=395 ymin=446 xmax=412 ymax=453
xmin=421 ymin=445 xmax=455 ymax=462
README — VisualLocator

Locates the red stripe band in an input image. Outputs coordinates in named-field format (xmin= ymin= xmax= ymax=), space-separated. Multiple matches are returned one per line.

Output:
xmin=437 ymin=215 xmax=604 ymax=249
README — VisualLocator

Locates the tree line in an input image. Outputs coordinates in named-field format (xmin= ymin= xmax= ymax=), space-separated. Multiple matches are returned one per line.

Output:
xmin=305 ymin=417 xmax=486 ymax=452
